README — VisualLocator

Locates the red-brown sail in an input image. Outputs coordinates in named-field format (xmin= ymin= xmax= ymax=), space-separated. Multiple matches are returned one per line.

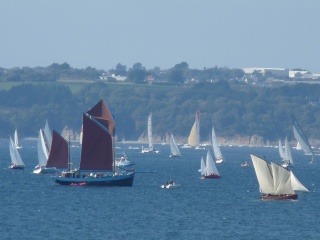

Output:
xmin=46 ymin=130 xmax=68 ymax=169
xmin=80 ymin=113 xmax=113 ymax=171
xmin=86 ymin=99 xmax=115 ymax=136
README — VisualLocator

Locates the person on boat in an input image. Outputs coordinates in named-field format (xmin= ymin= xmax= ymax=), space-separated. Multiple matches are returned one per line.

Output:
xmin=169 ymin=179 xmax=173 ymax=185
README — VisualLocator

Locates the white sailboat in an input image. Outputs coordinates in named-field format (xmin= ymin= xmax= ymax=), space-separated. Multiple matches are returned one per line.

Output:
xmin=187 ymin=110 xmax=200 ymax=148
xmin=250 ymin=154 xmax=308 ymax=200
xmin=201 ymin=150 xmax=220 ymax=179
xmin=291 ymin=115 xmax=314 ymax=163
xmin=169 ymin=133 xmax=181 ymax=157
xmin=141 ymin=113 xmax=159 ymax=153
xmin=9 ymin=136 xmax=25 ymax=169
xmin=34 ymin=120 xmax=57 ymax=174
xmin=14 ymin=129 xmax=22 ymax=149
xmin=282 ymin=137 xmax=294 ymax=168
xmin=211 ymin=126 xmax=224 ymax=163
xmin=278 ymin=139 xmax=284 ymax=160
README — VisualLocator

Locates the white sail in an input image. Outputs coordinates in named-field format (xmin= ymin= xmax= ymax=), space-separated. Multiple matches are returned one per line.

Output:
xmin=271 ymin=162 xmax=294 ymax=195
xmin=37 ymin=129 xmax=49 ymax=167
xmin=251 ymin=154 xmax=275 ymax=194
xmin=212 ymin=126 xmax=223 ymax=162
xmin=14 ymin=129 xmax=22 ymax=149
xmin=147 ymin=113 xmax=153 ymax=150
xmin=9 ymin=137 xmax=24 ymax=166
xmin=290 ymin=171 xmax=309 ymax=192
xmin=283 ymin=137 xmax=293 ymax=164
xmin=278 ymin=139 xmax=284 ymax=159
xmin=43 ymin=119 xmax=52 ymax=152
xmin=169 ymin=133 xmax=181 ymax=157
xmin=200 ymin=157 xmax=206 ymax=176
xmin=187 ymin=110 xmax=200 ymax=147
xmin=251 ymin=154 xmax=308 ymax=195
xmin=205 ymin=150 xmax=219 ymax=176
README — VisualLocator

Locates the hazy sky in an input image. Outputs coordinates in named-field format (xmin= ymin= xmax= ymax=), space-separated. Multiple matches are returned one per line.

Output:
xmin=1 ymin=0 xmax=320 ymax=72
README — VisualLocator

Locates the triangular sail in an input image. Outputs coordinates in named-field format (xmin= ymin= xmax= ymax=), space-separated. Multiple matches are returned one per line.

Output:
xmin=271 ymin=162 xmax=294 ymax=194
xmin=250 ymin=155 xmax=275 ymax=194
xmin=205 ymin=150 xmax=219 ymax=176
xmin=212 ymin=126 xmax=223 ymax=161
xmin=9 ymin=137 xmax=24 ymax=166
xmin=170 ymin=133 xmax=181 ymax=157
xmin=188 ymin=110 xmax=200 ymax=147
xmin=46 ymin=130 xmax=68 ymax=169
xmin=291 ymin=115 xmax=314 ymax=159
xmin=290 ymin=171 xmax=309 ymax=192
xmin=200 ymin=157 xmax=206 ymax=176
xmin=283 ymin=137 xmax=294 ymax=164
xmin=14 ymin=129 xmax=21 ymax=148
xmin=37 ymin=129 xmax=49 ymax=167
xmin=43 ymin=119 xmax=52 ymax=152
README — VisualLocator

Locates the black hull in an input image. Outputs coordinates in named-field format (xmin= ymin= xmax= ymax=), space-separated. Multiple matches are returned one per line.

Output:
xmin=54 ymin=173 xmax=134 ymax=187
xmin=9 ymin=165 xmax=24 ymax=170
xmin=261 ymin=194 xmax=298 ymax=201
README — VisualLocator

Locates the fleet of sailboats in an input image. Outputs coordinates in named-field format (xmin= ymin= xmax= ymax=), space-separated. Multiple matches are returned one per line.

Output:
xmin=9 ymin=136 xmax=25 ymax=170
xmin=251 ymin=154 xmax=308 ymax=200
xmin=211 ymin=125 xmax=224 ymax=163
xmin=169 ymin=133 xmax=181 ymax=157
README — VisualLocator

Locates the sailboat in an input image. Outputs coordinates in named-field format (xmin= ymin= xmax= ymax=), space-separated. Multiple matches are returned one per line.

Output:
xmin=211 ymin=126 xmax=224 ymax=163
xmin=8 ymin=136 xmax=25 ymax=170
xmin=186 ymin=110 xmax=201 ymax=148
xmin=291 ymin=114 xmax=315 ymax=163
xmin=141 ymin=113 xmax=159 ymax=153
xmin=282 ymin=137 xmax=294 ymax=168
xmin=52 ymin=99 xmax=135 ymax=186
xmin=169 ymin=133 xmax=181 ymax=157
xmin=278 ymin=139 xmax=284 ymax=160
xmin=201 ymin=150 xmax=221 ymax=179
xmin=34 ymin=130 xmax=68 ymax=174
xmin=250 ymin=154 xmax=308 ymax=200
xmin=14 ymin=129 xmax=22 ymax=149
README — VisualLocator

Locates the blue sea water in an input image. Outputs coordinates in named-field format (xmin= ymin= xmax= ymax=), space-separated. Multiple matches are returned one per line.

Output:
xmin=0 ymin=139 xmax=319 ymax=240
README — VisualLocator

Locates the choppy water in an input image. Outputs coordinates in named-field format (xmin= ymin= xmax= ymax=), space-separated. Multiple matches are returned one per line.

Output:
xmin=0 ymin=139 xmax=319 ymax=240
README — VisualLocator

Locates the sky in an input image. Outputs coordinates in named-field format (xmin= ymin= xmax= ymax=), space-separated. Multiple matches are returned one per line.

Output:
xmin=1 ymin=0 xmax=320 ymax=73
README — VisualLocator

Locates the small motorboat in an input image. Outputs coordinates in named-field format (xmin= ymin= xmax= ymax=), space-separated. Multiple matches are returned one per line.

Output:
xmin=161 ymin=179 xmax=180 ymax=189
xmin=241 ymin=161 xmax=250 ymax=167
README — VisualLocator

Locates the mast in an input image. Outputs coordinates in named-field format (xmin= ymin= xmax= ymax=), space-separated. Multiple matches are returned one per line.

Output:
xmin=68 ymin=130 xmax=71 ymax=172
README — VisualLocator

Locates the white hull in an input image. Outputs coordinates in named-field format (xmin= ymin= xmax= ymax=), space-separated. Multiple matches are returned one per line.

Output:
xmin=161 ymin=183 xmax=180 ymax=189
xmin=33 ymin=167 xmax=57 ymax=174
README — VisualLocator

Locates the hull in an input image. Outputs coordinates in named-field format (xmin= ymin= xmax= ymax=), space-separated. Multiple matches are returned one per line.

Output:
xmin=169 ymin=154 xmax=181 ymax=158
xmin=33 ymin=167 xmax=57 ymax=174
xmin=216 ymin=159 xmax=223 ymax=164
xmin=53 ymin=172 xmax=135 ymax=186
xmin=9 ymin=164 xmax=24 ymax=170
xmin=203 ymin=174 xmax=221 ymax=179
xmin=161 ymin=183 xmax=180 ymax=189
xmin=261 ymin=194 xmax=298 ymax=201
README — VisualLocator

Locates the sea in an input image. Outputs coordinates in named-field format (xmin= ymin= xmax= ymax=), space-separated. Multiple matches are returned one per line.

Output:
xmin=0 ymin=139 xmax=319 ymax=240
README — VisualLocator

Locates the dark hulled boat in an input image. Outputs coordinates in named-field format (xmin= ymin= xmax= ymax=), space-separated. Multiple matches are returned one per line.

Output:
xmin=52 ymin=99 xmax=135 ymax=187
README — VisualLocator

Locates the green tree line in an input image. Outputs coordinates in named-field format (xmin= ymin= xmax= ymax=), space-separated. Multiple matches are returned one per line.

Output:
xmin=1 ymin=80 xmax=320 ymax=144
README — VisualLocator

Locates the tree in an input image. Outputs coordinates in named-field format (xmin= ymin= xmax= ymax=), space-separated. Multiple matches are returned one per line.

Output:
xmin=126 ymin=63 xmax=147 ymax=83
